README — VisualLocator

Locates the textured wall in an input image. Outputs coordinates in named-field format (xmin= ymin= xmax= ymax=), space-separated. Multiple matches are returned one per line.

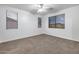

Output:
xmin=0 ymin=5 xmax=43 ymax=43
xmin=43 ymin=5 xmax=79 ymax=41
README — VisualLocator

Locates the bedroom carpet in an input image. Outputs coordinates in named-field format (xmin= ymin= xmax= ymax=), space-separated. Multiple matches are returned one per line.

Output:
xmin=0 ymin=34 xmax=79 ymax=54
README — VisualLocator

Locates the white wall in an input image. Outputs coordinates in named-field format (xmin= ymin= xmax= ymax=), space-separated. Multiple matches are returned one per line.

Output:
xmin=0 ymin=5 xmax=79 ymax=43
xmin=0 ymin=5 xmax=43 ymax=43
xmin=71 ymin=6 xmax=79 ymax=41
xmin=43 ymin=5 xmax=79 ymax=41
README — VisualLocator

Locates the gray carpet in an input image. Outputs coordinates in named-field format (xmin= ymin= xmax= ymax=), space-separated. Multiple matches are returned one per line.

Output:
xmin=0 ymin=34 xmax=79 ymax=54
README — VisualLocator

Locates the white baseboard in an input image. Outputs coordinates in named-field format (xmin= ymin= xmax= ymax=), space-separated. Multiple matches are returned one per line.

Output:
xmin=44 ymin=33 xmax=79 ymax=42
xmin=0 ymin=33 xmax=79 ymax=44
xmin=0 ymin=33 xmax=43 ymax=44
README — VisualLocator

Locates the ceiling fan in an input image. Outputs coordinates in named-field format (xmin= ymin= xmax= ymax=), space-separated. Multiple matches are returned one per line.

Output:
xmin=36 ymin=4 xmax=53 ymax=13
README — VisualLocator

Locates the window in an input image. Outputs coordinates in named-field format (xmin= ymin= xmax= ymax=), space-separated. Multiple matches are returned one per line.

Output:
xmin=48 ymin=14 xmax=65 ymax=29
xmin=38 ymin=17 xmax=42 ymax=28
xmin=6 ymin=10 xmax=18 ymax=29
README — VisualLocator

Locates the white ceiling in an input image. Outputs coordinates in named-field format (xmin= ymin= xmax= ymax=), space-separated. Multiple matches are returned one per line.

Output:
xmin=2 ymin=4 xmax=79 ymax=15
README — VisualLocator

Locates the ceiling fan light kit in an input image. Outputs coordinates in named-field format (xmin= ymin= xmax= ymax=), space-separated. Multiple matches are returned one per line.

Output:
xmin=37 ymin=4 xmax=52 ymax=14
xmin=37 ymin=4 xmax=44 ymax=13
xmin=37 ymin=8 xmax=47 ymax=13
